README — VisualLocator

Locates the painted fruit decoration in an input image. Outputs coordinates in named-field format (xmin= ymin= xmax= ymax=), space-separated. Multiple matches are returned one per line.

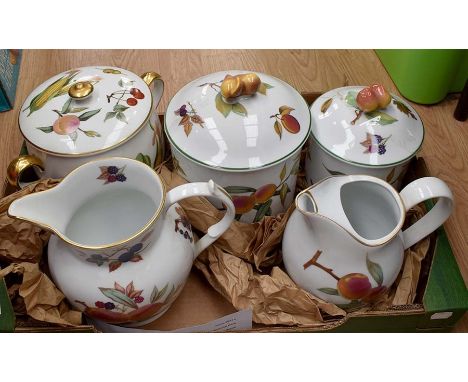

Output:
xmin=75 ymin=281 xmax=181 ymax=324
xmin=343 ymin=86 xmax=398 ymax=126
xmin=174 ymin=103 xmax=205 ymax=136
xmin=270 ymin=105 xmax=300 ymax=138
xmin=226 ymin=156 xmax=300 ymax=221
xmin=303 ymin=250 xmax=387 ymax=306
xmin=105 ymin=78 xmax=145 ymax=124
xmin=97 ymin=165 xmax=127 ymax=184
xmin=360 ymin=133 xmax=391 ymax=155
xmin=35 ymin=98 xmax=102 ymax=142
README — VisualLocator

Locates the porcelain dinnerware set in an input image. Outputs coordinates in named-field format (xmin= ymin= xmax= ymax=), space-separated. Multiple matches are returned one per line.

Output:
xmin=7 ymin=66 xmax=453 ymax=326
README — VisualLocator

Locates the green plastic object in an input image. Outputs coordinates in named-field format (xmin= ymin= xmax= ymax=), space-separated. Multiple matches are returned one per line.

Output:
xmin=376 ymin=49 xmax=468 ymax=104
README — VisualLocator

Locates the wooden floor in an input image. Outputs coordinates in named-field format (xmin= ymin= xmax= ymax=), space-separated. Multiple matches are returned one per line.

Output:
xmin=0 ymin=50 xmax=466 ymax=331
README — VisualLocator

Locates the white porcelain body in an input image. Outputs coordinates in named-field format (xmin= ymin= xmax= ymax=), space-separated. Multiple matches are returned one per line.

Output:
xmin=26 ymin=119 xmax=158 ymax=179
xmin=165 ymin=70 xmax=311 ymax=222
xmin=306 ymin=86 xmax=424 ymax=190
xmin=282 ymin=175 xmax=453 ymax=307
xmin=172 ymin=145 xmax=301 ymax=222
xmin=8 ymin=158 xmax=235 ymax=326
xmin=306 ymin=138 xmax=410 ymax=190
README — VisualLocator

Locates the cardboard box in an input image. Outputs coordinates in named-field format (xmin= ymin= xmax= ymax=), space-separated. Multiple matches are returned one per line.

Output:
xmin=0 ymin=49 xmax=22 ymax=112
xmin=1 ymin=94 xmax=467 ymax=333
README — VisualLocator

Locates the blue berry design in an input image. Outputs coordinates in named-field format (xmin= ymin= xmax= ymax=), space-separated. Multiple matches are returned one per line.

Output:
xmin=97 ymin=165 xmax=127 ymax=184
xmin=107 ymin=166 xmax=119 ymax=174
xmin=116 ymin=174 xmax=127 ymax=182
xmin=104 ymin=302 xmax=115 ymax=310
xmin=378 ymin=145 xmax=386 ymax=155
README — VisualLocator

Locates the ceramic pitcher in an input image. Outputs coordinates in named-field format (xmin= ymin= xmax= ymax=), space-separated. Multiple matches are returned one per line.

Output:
xmin=8 ymin=157 xmax=235 ymax=326
xmin=282 ymin=175 xmax=453 ymax=307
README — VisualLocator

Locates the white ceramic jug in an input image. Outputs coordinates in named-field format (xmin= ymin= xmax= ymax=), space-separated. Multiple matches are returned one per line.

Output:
xmin=8 ymin=158 xmax=235 ymax=326
xmin=282 ymin=175 xmax=453 ymax=307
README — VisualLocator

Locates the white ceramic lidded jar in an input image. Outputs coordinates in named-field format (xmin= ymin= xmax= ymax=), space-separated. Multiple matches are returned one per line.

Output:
xmin=165 ymin=70 xmax=311 ymax=223
xmin=8 ymin=66 xmax=165 ymax=187
xmin=305 ymin=86 xmax=424 ymax=190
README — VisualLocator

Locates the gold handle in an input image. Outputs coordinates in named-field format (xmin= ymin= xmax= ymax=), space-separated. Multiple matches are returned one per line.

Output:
xmin=7 ymin=155 xmax=45 ymax=188
xmin=220 ymin=73 xmax=261 ymax=100
xmin=141 ymin=72 xmax=165 ymax=166
xmin=141 ymin=71 xmax=164 ymax=110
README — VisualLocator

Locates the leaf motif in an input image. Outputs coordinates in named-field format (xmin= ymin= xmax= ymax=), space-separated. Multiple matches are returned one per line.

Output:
xmin=104 ymin=111 xmax=116 ymax=122
xmin=223 ymin=186 xmax=257 ymax=194
xmin=392 ymin=99 xmax=417 ymax=120
xmin=114 ymin=282 xmax=125 ymax=293
xmin=215 ymin=92 xmax=232 ymax=117
xmin=274 ymin=120 xmax=282 ymax=138
xmin=279 ymin=183 xmax=289 ymax=207
xmin=136 ymin=153 xmax=152 ymax=166
xmin=126 ymin=281 xmax=135 ymax=297
xmin=279 ymin=105 xmax=295 ymax=115
xmin=183 ymin=121 xmax=193 ymax=136
xmin=118 ymin=78 xmax=133 ymax=88
xmin=69 ymin=107 xmax=88 ymax=113
xmin=322 ymin=163 xmax=346 ymax=176
xmin=291 ymin=157 xmax=301 ymax=175
xmin=263 ymin=82 xmax=273 ymax=89
xmin=108 ymin=260 xmax=122 ymax=272
xmin=253 ymin=199 xmax=273 ymax=222
xmin=36 ymin=126 xmax=53 ymax=133
xmin=320 ymin=98 xmax=333 ymax=113
xmin=78 ymin=109 xmax=101 ymax=121
xmin=232 ymin=103 xmax=247 ymax=117
xmin=103 ymin=68 xmax=122 ymax=74
xmin=190 ymin=114 xmax=204 ymax=125
xmin=318 ymin=288 xmax=339 ymax=295
xmin=364 ymin=111 xmax=397 ymax=125
xmin=386 ymin=168 xmax=396 ymax=183
xmin=179 ymin=115 xmax=189 ymax=125
xmin=61 ymin=97 xmax=72 ymax=114
xmin=366 ymin=254 xmax=384 ymax=286
xmin=113 ymin=104 xmax=129 ymax=112
xmin=68 ymin=131 xmax=78 ymax=143
xmin=279 ymin=163 xmax=286 ymax=182
xmin=150 ymin=286 xmax=158 ymax=304
xmin=345 ymin=91 xmax=358 ymax=108
xmin=257 ymin=83 xmax=267 ymax=95
xmin=99 ymin=287 xmax=137 ymax=308
xmin=155 ymin=283 xmax=169 ymax=301
xmin=83 ymin=130 xmax=101 ymax=137
xmin=130 ymin=254 xmax=143 ymax=262
xmin=116 ymin=112 xmax=128 ymax=123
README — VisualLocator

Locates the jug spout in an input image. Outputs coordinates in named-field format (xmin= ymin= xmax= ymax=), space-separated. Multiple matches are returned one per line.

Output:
xmin=296 ymin=175 xmax=406 ymax=247
xmin=8 ymin=185 xmax=69 ymax=233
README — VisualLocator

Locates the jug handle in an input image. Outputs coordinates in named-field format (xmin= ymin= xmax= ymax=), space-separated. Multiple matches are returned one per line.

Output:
xmin=7 ymin=155 xmax=44 ymax=189
xmin=164 ymin=180 xmax=235 ymax=257
xmin=400 ymin=177 xmax=454 ymax=250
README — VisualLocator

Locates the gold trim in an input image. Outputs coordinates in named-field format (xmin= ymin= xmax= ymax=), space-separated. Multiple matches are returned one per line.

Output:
xmin=8 ymin=157 xmax=167 ymax=251
xmin=17 ymin=69 xmax=164 ymax=158
xmin=7 ymin=154 xmax=45 ymax=188
xmin=295 ymin=175 xmax=405 ymax=247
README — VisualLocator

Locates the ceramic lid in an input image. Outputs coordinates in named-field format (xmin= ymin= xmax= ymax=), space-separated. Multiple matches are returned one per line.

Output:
xmin=165 ymin=70 xmax=311 ymax=170
xmin=310 ymin=86 xmax=424 ymax=167
xmin=19 ymin=66 xmax=153 ymax=156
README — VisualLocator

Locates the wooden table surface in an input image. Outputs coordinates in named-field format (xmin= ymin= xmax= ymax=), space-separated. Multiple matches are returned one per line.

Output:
xmin=0 ymin=50 xmax=466 ymax=331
